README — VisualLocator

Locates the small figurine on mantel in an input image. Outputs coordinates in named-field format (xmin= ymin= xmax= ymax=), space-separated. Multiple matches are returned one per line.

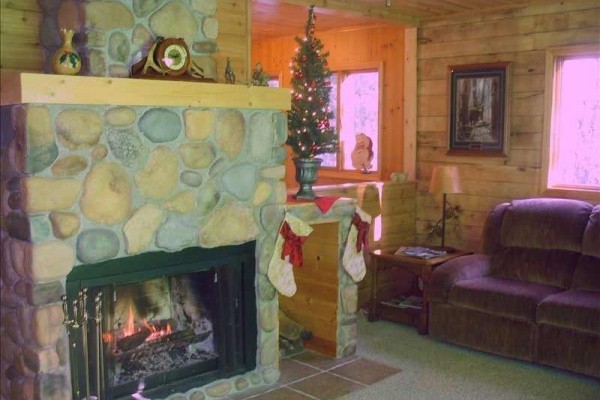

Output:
xmin=224 ymin=57 xmax=236 ymax=84
xmin=52 ymin=28 xmax=81 ymax=75
xmin=351 ymin=133 xmax=374 ymax=173
xmin=251 ymin=63 xmax=270 ymax=86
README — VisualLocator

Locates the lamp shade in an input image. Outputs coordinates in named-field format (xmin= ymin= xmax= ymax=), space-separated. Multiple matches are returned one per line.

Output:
xmin=429 ymin=165 xmax=462 ymax=194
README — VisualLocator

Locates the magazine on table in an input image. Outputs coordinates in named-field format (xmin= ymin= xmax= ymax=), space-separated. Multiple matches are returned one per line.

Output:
xmin=380 ymin=295 xmax=423 ymax=310
xmin=395 ymin=246 xmax=447 ymax=259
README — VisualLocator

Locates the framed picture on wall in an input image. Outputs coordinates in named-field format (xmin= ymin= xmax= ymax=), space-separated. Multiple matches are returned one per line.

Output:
xmin=448 ymin=62 xmax=510 ymax=156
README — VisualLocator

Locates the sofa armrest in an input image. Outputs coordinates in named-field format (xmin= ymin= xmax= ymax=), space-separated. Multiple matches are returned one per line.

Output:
xmin=430 ymin=254 xmax=492 ymax=303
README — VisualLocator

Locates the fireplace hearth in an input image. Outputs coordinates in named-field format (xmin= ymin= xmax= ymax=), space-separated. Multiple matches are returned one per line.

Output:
xmin=65 ymin=243 xmax=256 ymax=400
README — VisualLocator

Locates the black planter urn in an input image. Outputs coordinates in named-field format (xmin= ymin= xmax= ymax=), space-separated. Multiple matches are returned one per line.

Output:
xmin=293 ymin=157 xmax=322 ymax=200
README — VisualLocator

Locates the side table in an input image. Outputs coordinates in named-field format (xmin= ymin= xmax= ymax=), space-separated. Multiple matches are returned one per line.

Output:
xmin=368 ymin=247 xmax=472 ymax=334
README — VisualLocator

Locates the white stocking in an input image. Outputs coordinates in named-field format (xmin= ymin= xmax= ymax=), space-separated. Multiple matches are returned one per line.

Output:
xmin=342 ymin=207 xmax=371 ymax=282
xmin=267 ymin=213 xmax=313 ymax=297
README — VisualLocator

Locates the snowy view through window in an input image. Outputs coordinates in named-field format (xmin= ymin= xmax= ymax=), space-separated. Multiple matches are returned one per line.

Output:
xmin=321 ymin=70 xmax=379 ymax=171
xmin=550 ymin=55 xmax=600 ymax=189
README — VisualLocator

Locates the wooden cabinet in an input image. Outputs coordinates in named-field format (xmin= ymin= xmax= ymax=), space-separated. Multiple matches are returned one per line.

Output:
xmin=278 ymin=199 xmax=359 ymax=358
xmin=279 ymin=222 xmax=340 ymax=356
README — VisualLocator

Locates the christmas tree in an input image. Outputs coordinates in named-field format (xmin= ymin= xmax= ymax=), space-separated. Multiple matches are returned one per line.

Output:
xmin=287 ymin=6 xmax=339 ymax=159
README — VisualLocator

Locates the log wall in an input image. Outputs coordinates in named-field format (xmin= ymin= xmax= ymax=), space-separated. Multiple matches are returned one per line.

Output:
xmin=0 ymin=0 xmax=43 ymax=71
xmin=215 ymin=0 xmax=250 ymax=82
xmin=252 ymin=25 xmax=406 ymax=188
xmin=416 ymin=0 xmax=600 ymax=252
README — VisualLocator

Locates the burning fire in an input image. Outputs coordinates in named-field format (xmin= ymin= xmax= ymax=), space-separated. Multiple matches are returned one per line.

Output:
xmin=102 ymin=303 xmax=173 ymax=344
xmin=123 ymin=303 xmax=136 ymax=337
xmin=145 ymin=320 xmax=172 ymax=342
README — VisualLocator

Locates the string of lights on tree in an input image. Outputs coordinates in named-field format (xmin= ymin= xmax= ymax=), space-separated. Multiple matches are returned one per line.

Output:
xmin=286 ymin=5 xmax=339 ymax=159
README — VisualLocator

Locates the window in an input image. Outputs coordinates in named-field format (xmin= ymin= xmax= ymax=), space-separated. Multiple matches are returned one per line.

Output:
xmin=543 ymin=46 xmax=600 ymax=194
xmin=267 ymin=76 xmax=280 ymax=88
xmin=320 ymin=66 xmax=381 ymax=174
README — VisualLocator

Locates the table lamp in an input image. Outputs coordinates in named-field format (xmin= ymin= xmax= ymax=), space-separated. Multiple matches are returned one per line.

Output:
xmin=428 ymin=165 xmax=462 ymax=251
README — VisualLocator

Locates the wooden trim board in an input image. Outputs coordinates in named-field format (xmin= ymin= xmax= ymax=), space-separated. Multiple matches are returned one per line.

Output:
xmin=0 ymin=71 xmax=291 ymax=110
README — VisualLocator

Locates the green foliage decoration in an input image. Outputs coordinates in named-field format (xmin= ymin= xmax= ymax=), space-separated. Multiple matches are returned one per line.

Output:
xmin=59 ymin=52 xmax=80 ymax=68
xmin=286 ymin=5 xmax=339 ymax=159
xmin=424 ymin=202 xmax=463 ymax=243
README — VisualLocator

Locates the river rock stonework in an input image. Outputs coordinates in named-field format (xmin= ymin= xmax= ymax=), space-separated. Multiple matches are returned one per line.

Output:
xmin=15 ymin=106 xmax=58 ymax=174
xmin=79 ymin=162 xmax=132 ymax=225
xmin=0 ymin=83 xmax=356 ymax=400
xmin=38 ymin=0 xmax=220 ymax=77
xmin=3 ymin=104 xmax=286 ymax=258
xmin=2 ymin=101 xmax=357 ymax=400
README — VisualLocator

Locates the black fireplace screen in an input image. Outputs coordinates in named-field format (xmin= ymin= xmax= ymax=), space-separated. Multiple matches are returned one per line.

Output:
xmin=65 ymin=243 xmax=257 ymax=400
xmin=109 ymin=272 xmax=217 ymax=386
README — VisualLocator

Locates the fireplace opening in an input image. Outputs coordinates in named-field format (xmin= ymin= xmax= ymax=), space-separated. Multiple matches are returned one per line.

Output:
xmin=65 ymin=242 xmax=257 ymax=400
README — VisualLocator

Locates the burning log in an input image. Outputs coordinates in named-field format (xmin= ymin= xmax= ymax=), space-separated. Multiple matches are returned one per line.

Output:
xmin=114 ymin=319 xmax=175 ymax=352
xmin=115 ymin=328 xmax=212 ymax=363
xmin=116 ymin=327 xmax=152 ymax=352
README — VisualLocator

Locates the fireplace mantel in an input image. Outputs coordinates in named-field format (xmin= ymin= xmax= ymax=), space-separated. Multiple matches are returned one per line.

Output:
xmin=0 ymin=70 xmax=291 ymax=110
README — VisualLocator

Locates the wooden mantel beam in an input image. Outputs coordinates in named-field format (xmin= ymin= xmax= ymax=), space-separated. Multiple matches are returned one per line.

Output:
xmin=0 ymin=70 xmax=291 ymax=110
xmin=282 ymin=0 xmax=421 ymax=27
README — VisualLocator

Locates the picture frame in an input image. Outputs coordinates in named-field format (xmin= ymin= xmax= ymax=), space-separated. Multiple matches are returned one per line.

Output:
xmin=448 ymin=62 xmax=510 ymax=156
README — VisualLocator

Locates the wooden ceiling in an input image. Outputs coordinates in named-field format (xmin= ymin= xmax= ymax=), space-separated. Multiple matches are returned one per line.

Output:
xmin=251 ymin=0 xmax=563 ymax=40
xmin=251 ymin=1 xmax=387 ymax=40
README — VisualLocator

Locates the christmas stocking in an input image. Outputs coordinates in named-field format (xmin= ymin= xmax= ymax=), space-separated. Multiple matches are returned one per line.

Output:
xmin=268 ymin=213 xmax=313 ymax=297
xmin=342 ymin=206 xmax=372 ymax=282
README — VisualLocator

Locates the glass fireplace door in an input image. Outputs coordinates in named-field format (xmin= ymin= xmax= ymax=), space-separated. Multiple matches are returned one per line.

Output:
xmin=66 ymin=243 xmax=257 ymax=400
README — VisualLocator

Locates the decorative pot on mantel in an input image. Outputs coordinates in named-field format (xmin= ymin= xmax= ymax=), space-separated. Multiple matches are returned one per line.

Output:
xmin=293 ymin=157 xmax=323 ymax=200
xmin=52 ymin=28 xmax=81 ymax=75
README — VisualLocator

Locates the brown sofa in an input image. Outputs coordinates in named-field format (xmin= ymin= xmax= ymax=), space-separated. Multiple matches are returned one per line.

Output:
xmin=429 ymin=198 xmax=600 ymax=378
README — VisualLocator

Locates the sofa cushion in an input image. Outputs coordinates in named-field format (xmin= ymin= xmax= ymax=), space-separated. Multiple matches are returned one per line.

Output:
xmin=430 ymin=254 xmax=492 ymax=302
xmin=501 ymin=198 xmax=592 ymax=252
xmin=491 ymin=247 xmax=579 ymax=288
xmin=482 ymin=202 xmax=509 ymax=256
xmin=448 ymin=276 xmax=563 ymax=322
xmin=430 ymin=303 xmax=537 ymax=362
xmin=582 ymin=204 xmax=600 ymax=259
xmin=571 ymin=255 xmax=600 ymax=291
xmin=537 ymin=289 xmax=600 ymax=335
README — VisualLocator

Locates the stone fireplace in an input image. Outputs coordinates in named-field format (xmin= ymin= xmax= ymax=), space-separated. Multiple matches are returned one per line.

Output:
xmin=1 ymin=1 xmax=361 ymax=398
xmin=2 ymin=76 xmax=286 ymax=399
xmin=0 ymin=77 xmax=293 ymax=399
xmin=1 ymin=72 xmax=360 ymax=399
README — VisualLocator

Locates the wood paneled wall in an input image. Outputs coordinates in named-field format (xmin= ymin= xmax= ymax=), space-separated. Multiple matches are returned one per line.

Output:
xmin=0 ymin=0 xmax=250 ymax=82
xmin=0 ymin=0 xmax=43 ymax=71
xmin=215 ymin=0 xmax=250 ymax=83
xmin=415 ymin=0 xmax=600 ymax=252
xmin=251 ymin=25 xmax=406 ymax=188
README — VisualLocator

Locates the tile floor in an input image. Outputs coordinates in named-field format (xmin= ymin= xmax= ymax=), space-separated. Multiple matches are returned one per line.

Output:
xmin=228 ymin=351 xmax=401 ymax=400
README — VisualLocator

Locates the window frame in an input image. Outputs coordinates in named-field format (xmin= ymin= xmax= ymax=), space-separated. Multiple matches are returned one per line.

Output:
xmin=319 ymin=61 xmax=384 ymax=182
xmin=267 ymin=71 xmax=282 ymax=88
xmin=541 ymin=44 xmax=600 ymax=201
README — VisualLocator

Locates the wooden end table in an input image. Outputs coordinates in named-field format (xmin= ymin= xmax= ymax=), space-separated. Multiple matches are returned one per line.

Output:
xmin=368 ymin=247 xmax=472 ymax=334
